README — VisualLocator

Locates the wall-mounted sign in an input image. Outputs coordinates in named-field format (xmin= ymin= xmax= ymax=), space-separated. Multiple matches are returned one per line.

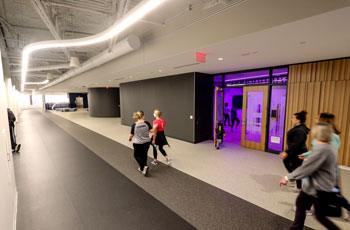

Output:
xmin=271 ymin=136 xmax=280 ymax=144
xmin=196 ymin=52 xmax=206 ymax=63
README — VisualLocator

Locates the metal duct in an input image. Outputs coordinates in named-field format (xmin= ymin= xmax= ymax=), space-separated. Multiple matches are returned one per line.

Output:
xmin=40 ymin=35 xmax=141 ymax=90
xmin=11 ymin=63 xmax=71 ymax=73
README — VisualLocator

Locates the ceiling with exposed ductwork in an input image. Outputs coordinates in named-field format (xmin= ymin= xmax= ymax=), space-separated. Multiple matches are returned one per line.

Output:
xmin=0 ymin=0 xmax=349 ymax=93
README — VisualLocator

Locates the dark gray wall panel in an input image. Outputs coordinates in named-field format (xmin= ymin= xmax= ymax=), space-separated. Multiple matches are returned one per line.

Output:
xmin=120 ymin=73 xmax=195 ymax=142
xmin=194 ymin=73 xmax=213 ymax=143
xmin=88 ymin=88 xmax=120 ymax=117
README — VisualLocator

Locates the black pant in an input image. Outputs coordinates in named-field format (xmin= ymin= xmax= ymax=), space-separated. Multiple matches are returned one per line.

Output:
xmin=231 ymin=117 xmax=240 ymax=130
xmin=224 ymin=114 xmax=230 ymax=126
xmin=133 ymin=143 xmax=150 ymax=170
xmin=283 ymin=157 xmax=303 ymax=189
xmin=314 ymin=191 xmax=340 ymax=230
xmin=152 ymin=144 xmax=167 ymax=160
xmin=9 ymin=125 xmax=16 ymax=150
xmin=290 ymin=191 xmax=315 ymax=230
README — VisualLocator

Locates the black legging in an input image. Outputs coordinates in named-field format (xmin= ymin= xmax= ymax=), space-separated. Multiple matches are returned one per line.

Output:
xmin=133 ymin=143 xmax=150 ymax=170
xmin=283 ymin=157 xmax=303 ymax=189
xmin=224 ymin=114 xmax=230 ymax=126
xmin=290 ymin=191 xmax=315 ymax=230
xmin=9 ymin=125 xmax=17 ymax=150
xmin=314 ymin=191 xmax=341 ymax=230
xmin=231 ymin=117 xmax=240 ymax=129
xmin=152 ymin=144 xmax=167 ymax=160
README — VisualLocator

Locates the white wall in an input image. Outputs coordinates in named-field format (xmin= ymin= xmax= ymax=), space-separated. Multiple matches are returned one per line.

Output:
xmin=0 ymin=53 xmax=18 ymax=230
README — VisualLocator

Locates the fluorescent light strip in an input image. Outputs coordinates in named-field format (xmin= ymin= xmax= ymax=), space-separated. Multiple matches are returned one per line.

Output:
xmin=25 ymin=80 xmax=49 ymax=85
xmin=21 ymin=0 xmax=166 ymax=91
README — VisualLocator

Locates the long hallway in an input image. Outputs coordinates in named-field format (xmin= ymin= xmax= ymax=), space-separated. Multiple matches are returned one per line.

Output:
xmin=14 ymin=109 xmax=195 ymax=230
xmin=13 ymin=109 xmax=313 ymax=230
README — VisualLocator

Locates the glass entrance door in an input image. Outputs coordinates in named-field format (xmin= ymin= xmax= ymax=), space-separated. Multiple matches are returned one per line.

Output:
xmin=241 ymin=86 xmax=269 ymax=151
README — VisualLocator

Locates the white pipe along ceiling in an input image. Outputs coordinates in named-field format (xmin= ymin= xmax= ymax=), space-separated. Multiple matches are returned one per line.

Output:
xmin=11 ymin=63 xmax=71 ymax=73
xmin=40 ymin=35 xmax=141 ymax=90
xmin=21 ymin=0 xmax=167 ymax=91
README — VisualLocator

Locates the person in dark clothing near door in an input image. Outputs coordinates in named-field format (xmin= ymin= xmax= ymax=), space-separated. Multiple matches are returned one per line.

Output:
xmin=129 ymin=111 xmax=152 ymax=176
xmin=215 ymin=123 xmax=226 ymax=149
xmin=280 ymin=110 xmax=309 ymax=191
xmin=230 ymin=105 xmax=240 ymax=131
xmin=224 ymin=103 xmax=230 ymax=126
xmin=7 ymin=108 xmax=21 ymax=153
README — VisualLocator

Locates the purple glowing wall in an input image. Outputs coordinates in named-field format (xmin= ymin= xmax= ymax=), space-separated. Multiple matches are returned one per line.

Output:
xmin=267 ymin=85 xmax=287 ymax=152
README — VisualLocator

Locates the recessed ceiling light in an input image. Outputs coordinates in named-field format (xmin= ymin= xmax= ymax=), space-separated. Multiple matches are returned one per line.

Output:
xmin=129 ymin=76 xmax=133 ymax=78
xmin=218 ymin=57 xmax=223 ymax=61
xmin=158 ymin=69 xmax=163 ymax=72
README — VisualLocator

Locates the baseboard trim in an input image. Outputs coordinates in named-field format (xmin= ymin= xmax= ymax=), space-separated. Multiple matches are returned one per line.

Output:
xmin=13 ymin=189 xmax=18 ymax=230
xmin=339 ymin=165 xmax=350 ymax=171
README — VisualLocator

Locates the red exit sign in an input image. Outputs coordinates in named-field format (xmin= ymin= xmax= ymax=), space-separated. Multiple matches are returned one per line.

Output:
xmin=196 ymin=52 xmax=206 ymax=63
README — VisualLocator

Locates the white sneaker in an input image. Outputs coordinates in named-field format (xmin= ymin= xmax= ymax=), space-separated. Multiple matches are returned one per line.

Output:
xmin=142 ymin=166 xmax=149 ymax=176
xmin=166 ymin=158 xmax=172 ymax=165
xmin=137 ymin=167 xmax=142 ymax=173
xmin=151 ymin=160 xmax=158 ymax=165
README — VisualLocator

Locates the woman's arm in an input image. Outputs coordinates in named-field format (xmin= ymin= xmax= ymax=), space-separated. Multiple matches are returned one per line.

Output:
xmin=129 ymin=134 xmax=134 ymax=142
xmin=152 ymin=128 xmax=158 ymax=145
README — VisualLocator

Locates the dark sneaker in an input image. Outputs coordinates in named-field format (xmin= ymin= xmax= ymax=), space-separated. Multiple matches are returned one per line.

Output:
xmin=15 ymin=144 xmax=21 ymax=153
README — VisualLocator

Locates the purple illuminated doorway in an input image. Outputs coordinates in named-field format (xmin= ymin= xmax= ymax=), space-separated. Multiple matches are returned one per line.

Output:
xmin=222 ymin=88 xmax=243 ymax=146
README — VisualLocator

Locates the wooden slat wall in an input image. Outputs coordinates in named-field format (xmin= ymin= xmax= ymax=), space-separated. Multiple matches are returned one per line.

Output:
xmin=285 ymin=58 xmax=350 ymax=166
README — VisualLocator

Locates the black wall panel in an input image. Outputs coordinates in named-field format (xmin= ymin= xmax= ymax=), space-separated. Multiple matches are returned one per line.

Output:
xmin=120 ymin=73 xmax=195 ymax=142
xmin=88 ymin=88 xmax=120 ymax=117
xmin=194 ymin=73 xmax=213 ymax=143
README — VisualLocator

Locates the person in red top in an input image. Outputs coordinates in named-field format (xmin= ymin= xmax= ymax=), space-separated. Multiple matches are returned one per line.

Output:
xmin=151 ymin=109 xmax=171 ymax=165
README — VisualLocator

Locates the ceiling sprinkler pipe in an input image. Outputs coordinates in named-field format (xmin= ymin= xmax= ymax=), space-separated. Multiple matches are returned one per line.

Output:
xmin=21 ymin=0 xmax=167 ymax=91
xmin=40 ymin=35 xmax=141 ymax=90
xmin=11 ymin=63 xmax=71 ymax=73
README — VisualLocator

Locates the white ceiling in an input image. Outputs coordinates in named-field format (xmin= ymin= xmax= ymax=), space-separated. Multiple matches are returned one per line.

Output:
xmin=0 ymin=0 xmax=349 ymax=93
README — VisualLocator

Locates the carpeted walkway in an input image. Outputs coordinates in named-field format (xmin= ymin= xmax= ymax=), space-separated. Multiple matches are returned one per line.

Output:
xmin=14 ymin=109 xmax=313 ymax=230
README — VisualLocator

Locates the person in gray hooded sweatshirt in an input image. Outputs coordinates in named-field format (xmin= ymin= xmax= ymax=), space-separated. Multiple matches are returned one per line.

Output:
xmin=280 ymin=122 xmax=340 ymax=230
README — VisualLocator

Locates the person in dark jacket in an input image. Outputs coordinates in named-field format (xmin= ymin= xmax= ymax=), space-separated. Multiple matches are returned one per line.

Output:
xmin=7 ymin=108 xmax=21 ymax=153
xmin=280 ymin=110 xmax=309 ymax=190
xmin=215 ymin=123 xmax=226 ymax=149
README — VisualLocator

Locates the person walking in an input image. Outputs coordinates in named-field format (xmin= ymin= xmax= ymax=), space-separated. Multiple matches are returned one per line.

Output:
xmin=280 ymin=110 xmax=309 ymax=191
xmin=7 ymin=108 xmax=21 ymax=153
xmin=297 ymin=113 xmax=350 ymax=220
xmin=280 ymin=122 xmax=340 ymax=230
xmin=129 ymin=111 xmax=152 ymax=176
xmin=151 ymin=109 xmax=171 ymax=166
xmin=223 ymin=103 xmax=230 ymax=126
xmin=230 ymin=105 xmax=240 ymax=131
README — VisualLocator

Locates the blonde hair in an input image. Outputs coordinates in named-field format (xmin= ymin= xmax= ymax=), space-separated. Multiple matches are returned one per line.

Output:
xmin=311 ymin=122 xmax=333 ymax=143
xmin=154 ymin=109 xmax=162 ymax=118
xmin=133 ymin=111 xmax=144 ymax=120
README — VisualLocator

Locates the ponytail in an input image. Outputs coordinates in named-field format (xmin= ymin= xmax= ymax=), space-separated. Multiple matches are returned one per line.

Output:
xmin=133 ymin=110 xmax=144 ymax=120
xmin=294 ymin=110 xmax=307 ymax=124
